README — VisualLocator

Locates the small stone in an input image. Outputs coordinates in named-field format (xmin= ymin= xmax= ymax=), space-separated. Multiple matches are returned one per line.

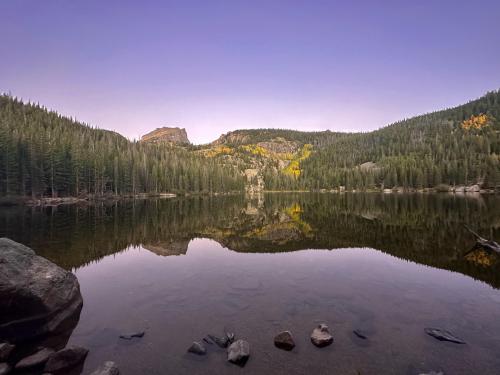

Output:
xmin=119 ymin=331 xmax=145 ymax=340
xmin=311 ymin=324 xmax=333 ymax=347
xmin=187 ymin=342 xmax=206 ymax=355
xmin=227 ymin=339 xmax=250 ymax=367
xmin=44 ymin=346 xmax=88 ymax=374
xmin=89 ymin=361 xmax=120 ymax=375
xmin=0 ymin=363 xmax=11 ymax=375
xmin=15 ymin=348 xmax=55 ymax=369
xmin=0 ymin=344 xmax=15 ymax=362
xmin=274 ymin=331 xmax=295 ymax=351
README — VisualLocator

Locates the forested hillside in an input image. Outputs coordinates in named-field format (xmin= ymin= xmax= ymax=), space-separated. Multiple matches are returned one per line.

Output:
xmin=298 ymin=90 xmax=500 ymax=190
xmin=0 ymin=95 xmax=243 ymax=198
xmin=1 ymin=90 xmax=499 ymax=200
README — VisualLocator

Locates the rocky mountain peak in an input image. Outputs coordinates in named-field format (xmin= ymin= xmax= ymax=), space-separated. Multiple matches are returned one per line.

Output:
xmin=141 ymin=127 xmax=190 ymax=144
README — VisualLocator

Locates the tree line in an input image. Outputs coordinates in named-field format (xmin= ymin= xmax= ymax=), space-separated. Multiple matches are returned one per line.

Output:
xmin=0 ymin=95 xmax=244 ymax=198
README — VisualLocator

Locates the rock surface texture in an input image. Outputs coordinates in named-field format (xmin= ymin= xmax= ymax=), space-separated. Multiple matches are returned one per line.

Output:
xmin=227 ymin=339 xmax=250 ymax=366
xmin=274 ymin=331 xmax=295 ymax=351
xmin=141 ymin=127 xmax=190 ymax=144
xmin=89 ymin=361 xmax=120 ymax=375
xmin=187 ymin=342 xmax=206 ymax=355
xmin=0 ymin=344 xmax=14 ymax=362
xmin=43 ymin=346 xmax=88 ymax=374
xmin=310 ymin=324 xmax=333 ymax=347
xmin=0 ymin=238 xmax=83 ymax=343
xmin=15 ymin=348 xmax=55 ymax=370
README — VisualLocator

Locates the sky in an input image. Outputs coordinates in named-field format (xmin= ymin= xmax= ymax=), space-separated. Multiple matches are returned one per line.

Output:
xmin=1 ymin=0 xmax=500 ymax=144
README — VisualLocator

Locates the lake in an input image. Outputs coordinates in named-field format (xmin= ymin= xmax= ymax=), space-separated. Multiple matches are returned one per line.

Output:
xmin=1 ymin=193 xmax=500 ymax=375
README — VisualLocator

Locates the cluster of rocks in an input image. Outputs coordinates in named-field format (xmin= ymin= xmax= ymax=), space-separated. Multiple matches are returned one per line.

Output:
xmin=0 ymin=238 xmax=120 ymax=375
xmin=187 ymin=332 xmax=250 ymax=367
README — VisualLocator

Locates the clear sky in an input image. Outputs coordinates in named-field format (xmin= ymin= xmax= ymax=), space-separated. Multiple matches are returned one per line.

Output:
xmin=1 ymin=0 xmax=500 ymax=144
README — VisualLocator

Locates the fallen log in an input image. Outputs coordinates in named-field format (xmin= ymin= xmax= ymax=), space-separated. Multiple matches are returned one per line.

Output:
xmin=464 ymin=225 xmax=500 ymax=254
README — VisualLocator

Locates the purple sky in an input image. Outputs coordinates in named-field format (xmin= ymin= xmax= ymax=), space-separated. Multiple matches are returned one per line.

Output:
xmin=1 ymin=0 xmax=500 ymax=144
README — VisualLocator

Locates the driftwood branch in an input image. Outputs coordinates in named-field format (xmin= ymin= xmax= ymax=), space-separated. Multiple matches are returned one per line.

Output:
xmin=464 ymin=225 xmax=500 ymax=254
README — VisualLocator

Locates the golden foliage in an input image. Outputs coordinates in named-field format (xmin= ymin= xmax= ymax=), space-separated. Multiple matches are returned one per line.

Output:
xmin=461 ymin=114 xmax=490 ymax=130
xmin=201 ymin=146 xmax=234 ymax=157
xmin=241 ymin=145 xmax=268 ymax=156
xmin=283 ymin=144 xmax=313 ymax=177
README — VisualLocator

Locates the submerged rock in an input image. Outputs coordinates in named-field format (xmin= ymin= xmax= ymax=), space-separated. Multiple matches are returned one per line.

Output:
xmin=0 ymin=344 xmax=14 ymax=362
xmin=311 ymin=324 xmax=333 ymax=347
xmin=187 ymin=342 xmax=206 ymax=355
xmin=119 ymin=331 xmax=145 ymax=340
xmin=43 ymin=346 xmax=88 ymax=374
xmin=15 ymin=348 xmax=55 ymax=370
xmin=227 ymin=340 xmax=250 ymax=366
xmin=274 ymin=331 xmax=295 ymax=351
xmin=0 ymin=363 xmax=11 ymax=375
xmin=353 ymin=330 xmax=368 ymax=340
xmin=0 ymin=238 xmax=83 ymax=343
xmin=424 ymin=328 xmax=465 ymax=344
xmin=89 ymin=361 xmax=120 ymax=375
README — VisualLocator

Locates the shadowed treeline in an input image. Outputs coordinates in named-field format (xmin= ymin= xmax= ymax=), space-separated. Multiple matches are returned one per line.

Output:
xmin=0 ymin=193 xmax=499 ymax=288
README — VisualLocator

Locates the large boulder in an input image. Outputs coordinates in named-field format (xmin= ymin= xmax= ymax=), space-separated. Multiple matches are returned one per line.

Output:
xmin=0 ymin=238 xmax=83 ymax=343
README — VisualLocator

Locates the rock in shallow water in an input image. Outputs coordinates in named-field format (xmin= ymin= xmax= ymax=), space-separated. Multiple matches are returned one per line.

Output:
xmin=353 ymin=329 xmax=368 ymax=340
xmin=187 ymin=342 xmax=206 ymax=355
xmin=424 ymin=328 xmax=465 ymax=344
xmin=274 ymin=331 xmax=295 ymax=351
xmin=89 ymin=361 xmax=120 ymax=375
xmin=43 ymin=346 xmax=89 ymax=374
xmin=0 ymin=344 xmax=14 ymax=362
xmin=0 ymin=238 xmax=83 ymax=343
xmin=119 ymin=331 xmax=145 ymax=340
xmin=227 ymin=339 xmax=250 ymax=366
xmin=15 ymin=348 xmax=55 ymax=370
xmin=311 ymin=324 xmax=333 ymax=347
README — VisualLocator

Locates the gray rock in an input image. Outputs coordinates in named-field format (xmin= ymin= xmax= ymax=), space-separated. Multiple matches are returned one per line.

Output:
xmin=0 ymin=344 xmax=14 ymax=362
xmin=43 ymin=346 xmax=88 ymax=374
xmin=227 ymin=339 xmax=250 ymax=366
xmin=207 ymin=332 xmax=234 ymax=348
xmin=311 ymin=324 xmax=333 ymax=347
xmin=0 ymin=363 xmax=11 ymax=375
xmin=0 ymin=238 xmax=83 ymax=343
xmin=424 ymin=328 xmax=465 ymax=344
xmin=15 ymin=348 xmax=55 ymax=370
xmin=187 ymin=342 xmax=206 ymax=355
xmin=274 ymin=331 xmax=295 ymax=351
xmin=89 ymin=361 xmax=120 ymax=375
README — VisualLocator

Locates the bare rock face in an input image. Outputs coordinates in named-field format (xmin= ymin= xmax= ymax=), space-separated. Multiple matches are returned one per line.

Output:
xmin=0 ymin=238 xmax=83 ymax=344
xmin=141 ymin=127 xmax=190 ymax=144
xmin=310 ymin=324 xmax=333 ymax=347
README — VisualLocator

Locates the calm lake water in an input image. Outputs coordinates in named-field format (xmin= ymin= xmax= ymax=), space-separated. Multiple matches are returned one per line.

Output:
xmin=1 ymin=193 xmax=500 ymax=374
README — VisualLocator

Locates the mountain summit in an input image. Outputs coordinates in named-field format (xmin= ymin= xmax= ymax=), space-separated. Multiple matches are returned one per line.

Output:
xmin=141 ymin=127 xmax=190 ymax=144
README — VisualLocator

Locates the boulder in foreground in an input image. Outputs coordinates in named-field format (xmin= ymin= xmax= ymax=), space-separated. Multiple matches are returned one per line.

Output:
xmin=0 ymin=238 xmax=83 ymax=344
xmin=43 ymin=346 xmax=89 ymax=374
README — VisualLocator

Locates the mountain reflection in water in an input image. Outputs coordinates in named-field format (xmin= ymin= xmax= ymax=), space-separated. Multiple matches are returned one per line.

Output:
xmin=1 ymin=193 xmax=499 ymax=288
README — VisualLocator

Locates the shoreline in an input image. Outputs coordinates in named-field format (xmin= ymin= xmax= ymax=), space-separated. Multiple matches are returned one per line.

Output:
xmin=1 ymin=187 xmax=497 ymax=207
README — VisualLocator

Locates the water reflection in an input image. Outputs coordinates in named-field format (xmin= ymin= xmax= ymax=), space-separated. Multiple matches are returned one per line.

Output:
xmin=1 ymin=193 xmax=499 ymax=287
